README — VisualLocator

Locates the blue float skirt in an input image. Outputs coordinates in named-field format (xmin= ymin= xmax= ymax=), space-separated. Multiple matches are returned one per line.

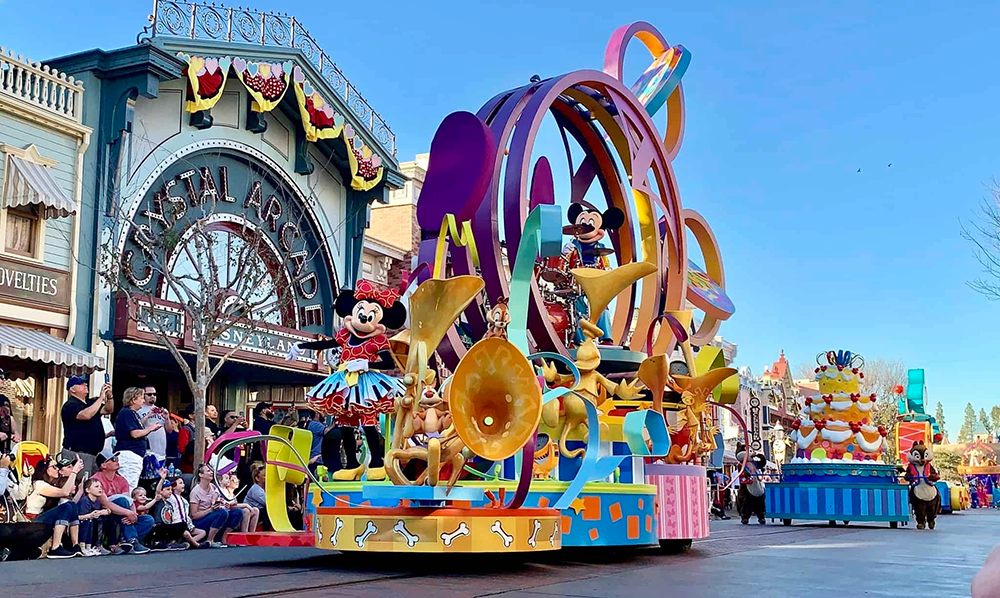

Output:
xmin=307 ymin=369 xmax=405 ymax=409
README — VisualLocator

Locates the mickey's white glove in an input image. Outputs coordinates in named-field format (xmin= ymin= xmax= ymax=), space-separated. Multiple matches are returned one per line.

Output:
xmin=285 ymin=343 xmax=302 ymax=361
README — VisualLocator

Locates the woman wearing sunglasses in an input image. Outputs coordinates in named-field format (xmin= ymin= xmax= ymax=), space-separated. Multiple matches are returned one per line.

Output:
xmin=24 ymin=455 xmax=84 ymax=558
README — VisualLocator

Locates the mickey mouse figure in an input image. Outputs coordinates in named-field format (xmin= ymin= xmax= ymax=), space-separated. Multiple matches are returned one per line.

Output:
xmin=564 ymin=202 xmax=625 ymax=345
xmin=289 ymin=280 xmax=407 ymax=481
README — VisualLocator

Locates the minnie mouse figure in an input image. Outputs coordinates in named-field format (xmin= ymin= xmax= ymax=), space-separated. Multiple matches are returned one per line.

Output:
xmin=289 ymin=280 xmax=407 ymax=481
xmin=564 ymin=202 xmax=625 ymax=345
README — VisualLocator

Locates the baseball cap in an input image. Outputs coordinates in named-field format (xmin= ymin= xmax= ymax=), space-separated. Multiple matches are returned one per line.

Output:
xmin=162 ymin=479 xmax=175 ymax=488
xmin=56 ymin=455 xmax=77 ymax=468
xmin=66 ymin=375 xmax=88 ymax=390
xmin=253 ymin=402 xmax=272 ymax=416
xmin=95 ymin=452 xmax=120 ymax=468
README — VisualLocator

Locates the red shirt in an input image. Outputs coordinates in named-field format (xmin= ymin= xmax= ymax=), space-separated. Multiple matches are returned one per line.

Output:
xmin=94 ymin=471 xmax=129 ymax=498
xmin=335 ymin=329 xmax=389 ymax=363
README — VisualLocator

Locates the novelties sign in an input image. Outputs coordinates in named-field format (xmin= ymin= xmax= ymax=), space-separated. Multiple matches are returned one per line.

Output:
xmin=0 ymin=255 xmax=70 ymax=311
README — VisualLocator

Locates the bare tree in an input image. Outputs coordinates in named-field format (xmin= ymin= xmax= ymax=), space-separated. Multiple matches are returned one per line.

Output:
xmin=858 ymin=357 xmax=906 ymax=463
xmin=94 ymin=137 xmax=341 ymax=472
xmin=793 ymin=362 xmax=816 ymax=381
xmin=961 ymin=181 xmax=1000 ymax=300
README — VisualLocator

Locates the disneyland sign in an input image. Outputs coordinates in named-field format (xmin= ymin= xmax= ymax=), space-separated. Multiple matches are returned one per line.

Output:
xmin=119 ymin=294 xmax=323 ymax=371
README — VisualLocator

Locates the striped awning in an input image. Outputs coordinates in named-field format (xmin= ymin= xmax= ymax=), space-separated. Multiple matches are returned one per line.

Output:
xmin=3 ymin=155 xmax=75 ymax=218
xmin=0 ymin=324 xmax=104 ymax=375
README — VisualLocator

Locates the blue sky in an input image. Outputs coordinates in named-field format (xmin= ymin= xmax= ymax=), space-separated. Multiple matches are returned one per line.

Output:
xmin=3 ymin=1 xmax=1000 ymax=436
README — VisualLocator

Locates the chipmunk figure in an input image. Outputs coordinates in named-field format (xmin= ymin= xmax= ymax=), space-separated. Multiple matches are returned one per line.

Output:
xmin=484 ymin=297 xmax=511 ymax=340
xmin=410 ymin=370 xmax=452 ymax=437
xmin=904 ymin=440 xmax=941 ymax=530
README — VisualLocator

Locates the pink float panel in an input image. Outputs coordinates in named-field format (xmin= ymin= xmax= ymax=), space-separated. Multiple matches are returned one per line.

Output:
xmin=646 ymin=464 xmax=710 ymax=540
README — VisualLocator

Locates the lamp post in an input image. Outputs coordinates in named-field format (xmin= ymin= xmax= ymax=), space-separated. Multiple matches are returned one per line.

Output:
xmin=773 ymin=422 xmax=786 ymax=472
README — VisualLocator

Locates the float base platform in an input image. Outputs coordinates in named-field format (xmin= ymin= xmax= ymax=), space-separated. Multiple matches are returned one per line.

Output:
xmin=311 ymin=479 xmax=658 ymax=549
xmin=226 ymin=531 xmax=315 ymax=547
xmin=313 ymin=506 xmax=560 ymax=553
xmin=767 ymin=463 xmax=909 ymax=527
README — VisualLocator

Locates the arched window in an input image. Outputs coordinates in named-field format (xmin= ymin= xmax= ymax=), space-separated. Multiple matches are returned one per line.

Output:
xmin=161 ymin=216 xmax=294 ymax=327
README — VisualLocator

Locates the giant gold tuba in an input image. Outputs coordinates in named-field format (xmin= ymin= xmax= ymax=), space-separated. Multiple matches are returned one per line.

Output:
xmin=385 ymin=275 xmax=483 ymax=488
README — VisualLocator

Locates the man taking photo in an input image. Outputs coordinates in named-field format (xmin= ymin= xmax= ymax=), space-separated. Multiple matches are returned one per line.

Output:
xmin=61 ymin=376 xmax=112 ymax=473
xmin=137 ymin=385 xmax=168 ymax=463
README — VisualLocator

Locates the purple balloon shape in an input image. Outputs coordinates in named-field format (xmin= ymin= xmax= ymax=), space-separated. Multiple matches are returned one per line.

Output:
xmin=416 ymin=111 xmax=497 ymax=232
xmin=529 ymin=156 xmax=555 ymax=209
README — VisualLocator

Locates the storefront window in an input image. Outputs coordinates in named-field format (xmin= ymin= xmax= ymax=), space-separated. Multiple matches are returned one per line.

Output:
xmin=3 ymin=206 xmax=39 ymax=258
xmin=0 ymin=375 xmax=35 ymax=443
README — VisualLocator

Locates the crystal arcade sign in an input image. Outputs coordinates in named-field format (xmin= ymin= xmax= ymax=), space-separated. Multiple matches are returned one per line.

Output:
xmin=118 ymin=147 xmax=338 ymax=335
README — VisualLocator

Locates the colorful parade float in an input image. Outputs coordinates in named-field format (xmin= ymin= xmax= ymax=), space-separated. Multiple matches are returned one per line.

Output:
xmin=959 ymin=440 xmax=1000 ymax=508
xmin=203 ymin=17 xmax=747 ymax=554
xmin=767 ymin=350 xmax=909 ymax=528
xmin=894 ymin=369 xmax=943 ymax=455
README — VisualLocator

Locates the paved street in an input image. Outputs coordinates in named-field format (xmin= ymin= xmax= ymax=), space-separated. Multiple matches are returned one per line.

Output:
xmin=3 ymin=510 xmax=994 ymax=597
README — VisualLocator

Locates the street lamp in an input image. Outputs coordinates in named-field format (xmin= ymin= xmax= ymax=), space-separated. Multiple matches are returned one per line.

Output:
xmin=772 ymin=422 xmax=786 ymax=471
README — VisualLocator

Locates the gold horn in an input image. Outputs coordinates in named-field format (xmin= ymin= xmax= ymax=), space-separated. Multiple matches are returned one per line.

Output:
xmin=637 ymin=354 xmax=669 ymax=414
xmin=672 ymin=367 xmax=740 ymax=400
xmin=665 ymin=309 xmax=697 ymax=375
xmin=404 ymin=276 xmax=485 ymax=374
xmin=389 ymin=329 xmax=410 ymax=372
xmin=571 ymin=262 xmax=657 ymax=335
xmin=449 ymin=337 xmax=542 ymax=461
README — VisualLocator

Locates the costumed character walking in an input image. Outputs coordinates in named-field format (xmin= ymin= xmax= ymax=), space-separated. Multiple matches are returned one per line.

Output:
xmin=904 ymin=441 xmax=941 ymax=529
xmin=735 ymin=442 xmax=766 ymax=525
xmin=563 ymin=202 xmax=625 ymax=345
xmin=288 ymin=280 xmax=407 ymax=481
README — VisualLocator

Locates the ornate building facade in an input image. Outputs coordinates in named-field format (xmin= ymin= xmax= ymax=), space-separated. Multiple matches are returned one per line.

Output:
xmin=46 ymin=3 xmax=402 ymax=421
xmin=0 ymin=48 xmax=104 ymax=448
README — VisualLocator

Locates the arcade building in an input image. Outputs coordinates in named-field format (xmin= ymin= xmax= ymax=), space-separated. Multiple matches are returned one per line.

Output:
xmin=47 ymin=3 xmax=404 ymax=422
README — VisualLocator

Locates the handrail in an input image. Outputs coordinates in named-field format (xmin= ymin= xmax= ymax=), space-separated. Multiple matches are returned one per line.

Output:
xmin=147 ymin=0 xmax=396 ymax=157
xmin=0 ymin=47 xmax=84 ymax=122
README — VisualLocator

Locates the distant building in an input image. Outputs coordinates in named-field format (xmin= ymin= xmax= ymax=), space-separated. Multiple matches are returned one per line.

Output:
xmin=761 ymin=350 xmax=799 ymax=433
xmin=363 ymin=153 xmax=425 ymax=288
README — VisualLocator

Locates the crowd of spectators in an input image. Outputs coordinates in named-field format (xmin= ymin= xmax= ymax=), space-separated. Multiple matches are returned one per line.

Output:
xmin=0 ymin=377 xmax=287 ymax=561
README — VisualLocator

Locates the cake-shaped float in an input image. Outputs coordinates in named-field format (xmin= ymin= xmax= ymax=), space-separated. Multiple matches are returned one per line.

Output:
xmin=789 ymin=350 xmax=889 ymax=463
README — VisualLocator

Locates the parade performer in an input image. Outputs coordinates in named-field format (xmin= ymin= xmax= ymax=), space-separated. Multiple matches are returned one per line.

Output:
xmin=735 ymin=442 xmax=766 ymax=525
xmin=564 ymin=202 xmax=625 ymax=345
xmin=904 ymin=440 xmax=941 ymax=530
xmin=289 ymin=280 xmax=407 ymax=481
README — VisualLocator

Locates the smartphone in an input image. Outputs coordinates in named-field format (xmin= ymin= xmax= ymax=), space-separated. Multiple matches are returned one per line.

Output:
xmin=104 ymin=372 xmax=110 ymax=385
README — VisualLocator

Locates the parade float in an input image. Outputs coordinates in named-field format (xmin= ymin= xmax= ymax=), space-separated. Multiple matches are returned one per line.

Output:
xmin=894 ymin=369 xmax=943 ymax=456
xmin=767 ymin=350 xmax=909 ymax=528
xmin=195 ymin=17 xmax=746 ymax=554
xmin=959 ymin=440 xmax=1000 ymax=508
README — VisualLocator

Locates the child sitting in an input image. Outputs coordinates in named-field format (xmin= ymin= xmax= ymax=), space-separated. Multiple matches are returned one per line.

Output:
xmin=77 ymin=478 xmax=112 ymax=556
xmin=164 ymin=478 xmax=207 ymax=549
xmin=220 ymin=473 xmax=259 ymax=533
xmin=131 ymin=485 xmax=159 ymax=516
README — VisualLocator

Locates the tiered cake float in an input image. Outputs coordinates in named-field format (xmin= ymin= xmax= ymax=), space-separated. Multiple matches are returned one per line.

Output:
xmin=767 ymin=350 xmax=909 ymax=528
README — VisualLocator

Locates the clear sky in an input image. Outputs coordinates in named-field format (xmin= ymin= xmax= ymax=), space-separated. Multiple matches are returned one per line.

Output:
xmin=3 ymin=1 xmax=1000 ymax=437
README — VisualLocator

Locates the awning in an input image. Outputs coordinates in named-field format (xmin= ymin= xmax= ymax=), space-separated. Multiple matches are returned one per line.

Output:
xmin=3 ymin=155 xmax=75 ymax=218
xmin=0 ymin=324 xmax=104 ymax=376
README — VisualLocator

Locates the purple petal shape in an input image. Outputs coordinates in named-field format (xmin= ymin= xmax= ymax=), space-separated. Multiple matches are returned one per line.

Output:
xmin=417 ymin=111 xmax=496 ymax=231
